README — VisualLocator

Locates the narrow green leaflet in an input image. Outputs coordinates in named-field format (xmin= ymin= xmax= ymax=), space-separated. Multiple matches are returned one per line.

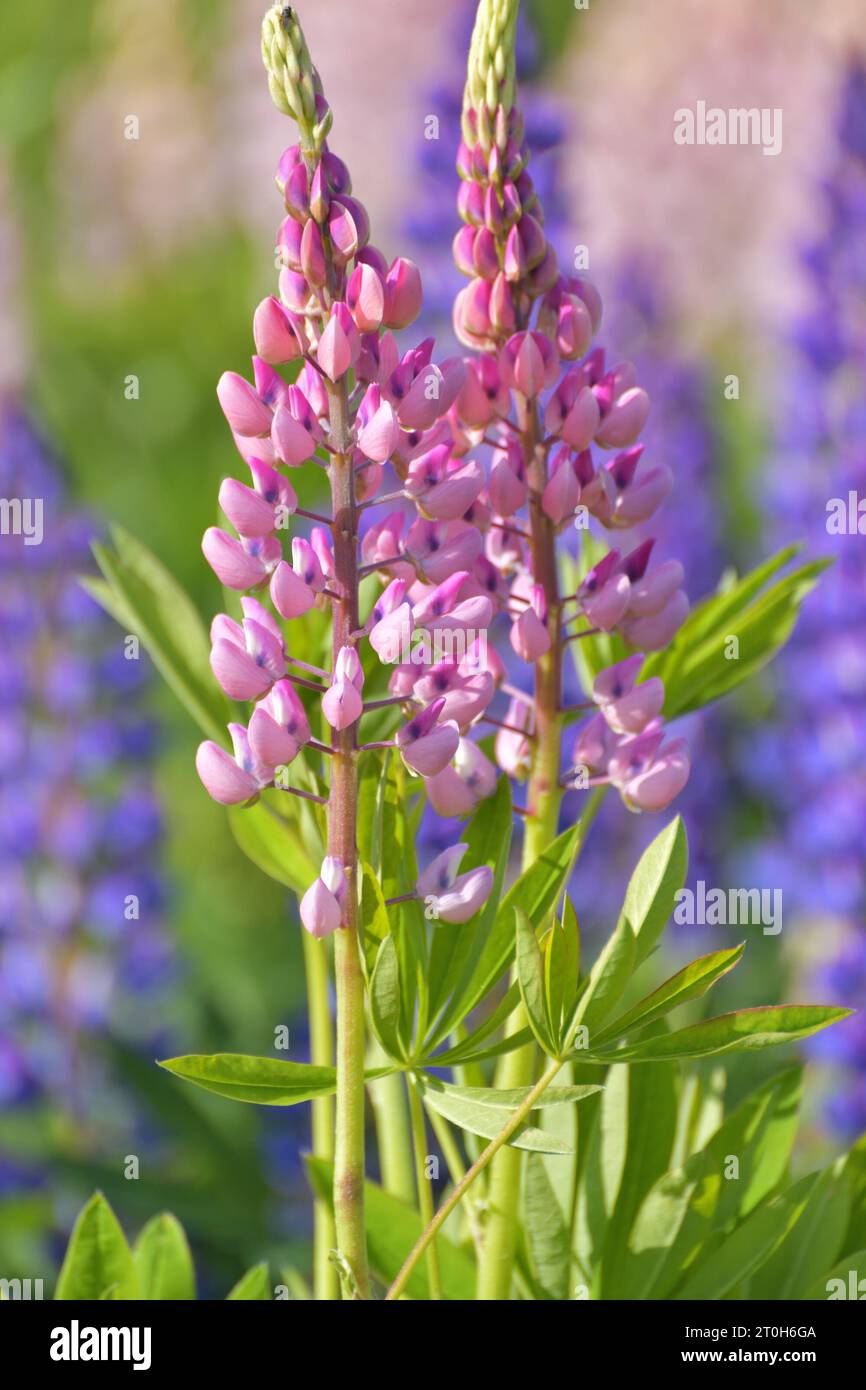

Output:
xmin=597 ymin=1059 xmax=678 ymax=1298
xmin=573 ymin=819 xmax=688 ymax=1045
xmin=90 ymin=527 xmax=230 ymax=742
xmin=839 ymin=1135 xmax=866 ymax=1255
xmin=226 ymin=1263 xmax=272 ymax=1300
xmin=360 ymin=862 xmax=391 ymax=980
xmin=133 ymin=1214 xmax=196 ymax=1301
xmin=159 ymin=1053 xmax=339 ymax=1104
xmin=670 ymin=1068 xmax=726 ymax=1170
xmin=711 ymin=1067 xmax=803 ymax=1226
xmin=644 ymin=548 xmax=830 ymax=719
xmin=306 ymin=1159 xmax=476 ymax=1300
xmin=516 ymin=908 xmax=558 ymax=1055
xmin=159 ymin=1053 xmax=395 ymax=1105
xmin=592 ymin=944 xmax=746 ymax=1047
xmin=585 ymin=1005 xmax=852 ymax=1063
xmin=749 ymin=1166 xmax=850 ymax=1300
xmin=544 ymin=897 xmax=580 ymax=1051
xmin=655 ymin=545 xmax=800 ymax=653
xmin=55 ymin=1193 xmax=136 ymax=1301
xmin=618 ymin=1166 xmax=698 ymax=1301
xmin=803 ymin=1250 xmax=866 ymax=1302
xmin=576 ymin=1062 xmax=629 ymax=1278
xmin=651 ymin=1068 xmax=804 ymax=1297
xmin=427 ymin=1023 xmax=535 ymax=1069
xmin=379 ymin=759 xmax=426 ymax=1049
xmin=674 ymin=1174 xmax=824 ymax=1301
xmin=426 ymin=979 xmax=522 ymax=1066
xmin=523 ymin=1153 xmax=572 ymax=1300
xmin=422 ymin=1079 xmax=602 ymax=1109
xmin=227 ymin=796 xmax=320 ymax=895
xmin=370 ymin=935 xmax=405 ymax=1061
xmin=620 ymin=816 xmax=689 ymax=969
xmin=357 ymin=752 xmax=388 ymax=873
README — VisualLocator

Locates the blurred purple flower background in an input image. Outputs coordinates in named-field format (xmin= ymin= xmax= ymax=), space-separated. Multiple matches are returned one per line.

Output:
xmin=0 ymin=406 xmax=175 ymax=1195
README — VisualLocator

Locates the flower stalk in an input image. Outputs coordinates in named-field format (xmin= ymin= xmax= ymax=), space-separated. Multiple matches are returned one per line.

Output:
xmin=326 ymin=375 xmax=371 ymax=1298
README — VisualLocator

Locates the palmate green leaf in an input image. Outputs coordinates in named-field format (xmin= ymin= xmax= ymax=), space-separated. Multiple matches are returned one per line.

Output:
xmin=133 ymin=1213 xmax=196 ymax=1300
xmin=592 ymin=944 xmax=746 ymax=1048
xmin=226 ymin=795 xmax=320 ymax=896
xmin=584 ymin=1005 xmax=852 ymax=1063
xmin=306 ymin=1158 xmax=476 ymax=1300
xmin=159 ymin=1053 xmax=390 ymax=1105
xmin=55 ymin=1193 xmax=137 ymax=1301
xmin=643 ymin=547 xmax=830 ymax=719
xmin=749 ymin=1165 xmax=850 ymax=1300
xmin=524 ymin=1153 xmax=572 ymax=1300
xmin=516 ymin=908 xmax=558 ymax=1056
xmin=370 ymin=935 xmax=405 ymax=1061
xmin=418 ymin=1077 xmax=600 ymax=1154
xmin=226 ymin=1263 xmax=271 ymax=1300
xmin=89 ymin=527 xmax=231 ymax=743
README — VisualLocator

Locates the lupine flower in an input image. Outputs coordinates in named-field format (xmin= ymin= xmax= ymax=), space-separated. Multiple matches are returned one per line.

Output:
xmin=425 ymin=738 xmax=497 ymax=818
xmin=300 ymin=856 xmax=347 ymax=939
xmin=197 ymin=5 xmax=501 ymax=921
xmin=396 ymin=700 xmax=460 ymax=777
xmin=323 ymin=648 xmax=364 ymax=731
xmin=432 ymin=0 xmax=692 ymax=844
xmin=592 ymin=655 xmax=664 ymax=735
xmin=415 ymin=844 xmax=494 ymax=924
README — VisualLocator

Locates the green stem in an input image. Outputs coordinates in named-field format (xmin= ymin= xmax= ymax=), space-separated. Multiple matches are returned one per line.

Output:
xmin=368 ymin=1044 xmax=415 ymax=1206
xmin=386 ymin=1058 xmax=563 ymax=1302
xmin=327 ymin=377 xmax=371 ymax=1300
xmin=301 ymin=930 xmax=339 ymax=1301
xmin=407 ymin=1077 xmax=441 ymax=1300
xmin=477 ymin=390 xmax=563 ymax=1301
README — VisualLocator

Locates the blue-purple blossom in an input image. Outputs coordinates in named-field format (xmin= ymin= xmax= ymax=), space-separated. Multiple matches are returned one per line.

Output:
xmin=0 ymin=407 xmax=174 ymax=1142
xmin=742 ymin=64 xmax=866 ymax=1133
